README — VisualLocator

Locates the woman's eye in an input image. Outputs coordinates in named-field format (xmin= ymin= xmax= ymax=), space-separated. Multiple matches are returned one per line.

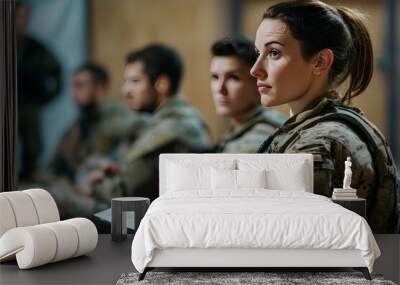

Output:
xmin=268 ymin=49 xmax=281 ymax=58
xmin=211 ymin=74 xmax=218 ymax=80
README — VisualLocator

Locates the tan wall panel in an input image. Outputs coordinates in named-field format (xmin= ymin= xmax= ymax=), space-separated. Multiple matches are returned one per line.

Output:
xmin=90 ymin=0 xmax=231 ymax=142
xmin=242 ymin=0 xmax=387 ymax=135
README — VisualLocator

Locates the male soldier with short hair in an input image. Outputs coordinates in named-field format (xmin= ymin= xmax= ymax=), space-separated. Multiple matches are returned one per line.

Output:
xmin=49 ymin=44 xmax=211 ymax=218
xmin=210 ymin=36 xmax=286 ymax=153
xmin=49 ymin=63 xmax=137 ymax=183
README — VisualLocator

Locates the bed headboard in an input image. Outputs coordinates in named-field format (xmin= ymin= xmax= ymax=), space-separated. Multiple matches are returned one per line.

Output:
xmin=159 ymin=153 xmax=314 ymax=195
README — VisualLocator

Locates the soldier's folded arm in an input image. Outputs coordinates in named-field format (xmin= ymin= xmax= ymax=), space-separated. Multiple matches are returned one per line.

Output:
xmin=92 ymin=130 xmax=193 ymax=203
xmin=47 ymin=180 xmax=108 ymax=218
xmin=285 ymin=134 xmax=335 ymax=197
xmin=121 ymin=135 xmax=200 ymax=200
xmin=90 ymin=110 xmax=211 ymax=204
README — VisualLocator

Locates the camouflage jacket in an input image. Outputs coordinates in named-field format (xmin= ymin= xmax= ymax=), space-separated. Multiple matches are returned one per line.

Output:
xmin=50 ymin=98 xmax=143 ymax=181
xmin=214 ymin=106 xmax=286 ymax=153
xmin=258 ymin=91 xmax=398 ymax=233
xmin=87 ymin=96 xmax=211 ymax=210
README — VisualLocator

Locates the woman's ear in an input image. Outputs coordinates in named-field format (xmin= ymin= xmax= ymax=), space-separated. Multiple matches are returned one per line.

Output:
xmin=154 ymin=75 xmax=171 ymax=96
xmin=312 ymin=49 xmax=334 ymax=76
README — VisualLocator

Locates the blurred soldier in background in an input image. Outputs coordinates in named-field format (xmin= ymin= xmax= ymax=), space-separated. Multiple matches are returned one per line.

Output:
xmin=16 ymin=1 xmax=62 ymax=181
xmin=210 ymin=36 xmax=286 ymax=153
xmin=48 ymin=63 xmax=140 ymax=184
xmin=49 ymin=44 xmax=211 ymax=219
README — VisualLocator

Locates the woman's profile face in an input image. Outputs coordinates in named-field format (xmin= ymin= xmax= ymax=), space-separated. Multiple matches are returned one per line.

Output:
xmin=250 ymin=18 xmax=316 ymax=108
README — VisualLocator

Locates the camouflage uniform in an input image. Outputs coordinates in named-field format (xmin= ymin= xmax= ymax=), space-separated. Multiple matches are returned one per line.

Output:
xmin=258 ymin=91 xmax=398 ymax=233
xmin=50 ymin=96 xmax=211 ymax=218
xmin=50 ymin=98 xmax=143 ymax=182
xmin=214 ymin=106 xmax=286 ymax=153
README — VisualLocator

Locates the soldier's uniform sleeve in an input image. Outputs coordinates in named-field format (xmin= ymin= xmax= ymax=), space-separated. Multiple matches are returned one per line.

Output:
xmin=98 ymin=109 xmax=148 ymax=140
xmin=49 ymin=123 xmax=81 ymax=181
xmin=222 ymin=123 xmax=276 ymax=153
xmin=75 ymin=107 xmax=150 ymax=186
xmin=285 ymin=122 xmax=379 ymax=222
xmin=94 ymin=102 xmax=149 ymax=155
xmin=92 ymin=119 xmax=210 ymax=203
xmin=283 ymin=122 xmax=376 ymax=198
xmin=47 ymin=179 xmax=108 ymax=219
xmin=284 ymin=125 xmax=335 ymax=197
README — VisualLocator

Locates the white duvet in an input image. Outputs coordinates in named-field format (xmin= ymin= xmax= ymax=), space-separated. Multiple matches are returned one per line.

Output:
xmin=131 ymin=190 xmax=380 ymax=273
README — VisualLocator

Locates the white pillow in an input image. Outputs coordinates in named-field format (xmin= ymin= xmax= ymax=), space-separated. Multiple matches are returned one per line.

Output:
xmin=167 ymin=162 xmax=210 ymax=191
xmin=267 ymin=166 xmax=307 ymax=192
xmin=211 ymin=169 xmax=267 ymax=190
xmin=211 ymin=168 xmax=236 ymax=190
xmin=166 ymin=160 xmax=235 ymax=191
xmin=236 ymin=169 xmax=267 ymax=189
xmin=238 ymin=159 xmax=308 ymax=192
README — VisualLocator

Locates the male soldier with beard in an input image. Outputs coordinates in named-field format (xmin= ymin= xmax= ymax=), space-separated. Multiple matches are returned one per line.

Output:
xmin=49 ymin=63 xmax=137 ymax=183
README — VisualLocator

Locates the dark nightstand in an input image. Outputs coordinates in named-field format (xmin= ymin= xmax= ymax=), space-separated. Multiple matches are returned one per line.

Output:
xmin=331 ymin=198 xmax=366 ymax=219
xmin=111 ymin=197 xmax=150 ymax=241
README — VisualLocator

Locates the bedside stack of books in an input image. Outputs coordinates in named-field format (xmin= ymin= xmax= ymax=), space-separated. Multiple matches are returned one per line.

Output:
xmin=332 ymin=188 xmax=358 ymax=200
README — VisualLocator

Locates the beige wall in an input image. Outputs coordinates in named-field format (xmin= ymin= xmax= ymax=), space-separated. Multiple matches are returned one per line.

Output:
xmin=90 ymin=0 xmax=231 ymax=142
xmin=243 ymin=0 xmax=387 ymax=135
xmin=90 ymin=0 xmax=388 ymax=141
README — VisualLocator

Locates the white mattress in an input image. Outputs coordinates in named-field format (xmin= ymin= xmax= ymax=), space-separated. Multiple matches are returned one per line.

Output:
xmin=131 ymin=190 xmax=380 ymax=273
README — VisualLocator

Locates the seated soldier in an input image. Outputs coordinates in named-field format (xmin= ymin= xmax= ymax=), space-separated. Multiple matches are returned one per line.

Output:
xmin=210 ymin=36 xmax=286 ymax=153
xmin=49 ymin=44 xmax=211 ymax=218
xmin=48 ymin=63 xmax=142 ymax=183
xmin=252 ymin=1 xmax=398 ymax=233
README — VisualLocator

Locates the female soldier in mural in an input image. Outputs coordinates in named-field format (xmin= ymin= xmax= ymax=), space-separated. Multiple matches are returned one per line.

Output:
xmin=251 ymin=0 xmax=399 ymax=233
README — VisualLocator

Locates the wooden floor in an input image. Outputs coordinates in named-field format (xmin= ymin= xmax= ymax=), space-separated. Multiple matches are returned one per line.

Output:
xmin=0 ymin=235 xmax=398 ymax=284
xmin=373 ymin=235 xmax=400 ymax=284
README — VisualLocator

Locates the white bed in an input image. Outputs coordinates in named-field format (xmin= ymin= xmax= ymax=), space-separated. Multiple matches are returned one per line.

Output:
xmin=131 ymin=154 xmax=380 ymax=280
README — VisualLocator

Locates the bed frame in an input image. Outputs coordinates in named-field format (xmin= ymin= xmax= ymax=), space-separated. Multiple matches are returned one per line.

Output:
xmin=138 ymin=154 xmax=372 ymax=281
xmin=139 ymin=248 xmax=371 ymax=280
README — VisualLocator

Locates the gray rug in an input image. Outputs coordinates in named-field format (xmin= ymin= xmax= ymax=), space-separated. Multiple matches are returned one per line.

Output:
xmin=116 ymin=271 xmax=396 ymax=285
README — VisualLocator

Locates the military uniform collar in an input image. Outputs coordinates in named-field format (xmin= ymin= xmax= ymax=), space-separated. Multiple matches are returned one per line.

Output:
xmin=97 ymin=97 xmax=113 ymax=113
xmin=152 ymin=96 xmax=185 ymax=119
xmin=281 ymin=90 xmax=341 ymax=130
xmin=230 ymin=106 xmax=264 ymax=131
xmin=222 ymin=106 xmax=267 ymax=141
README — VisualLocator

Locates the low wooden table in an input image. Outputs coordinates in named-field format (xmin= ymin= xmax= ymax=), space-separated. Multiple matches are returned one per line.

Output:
xmin=0 ymin=235 xmax=398 ymax=284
